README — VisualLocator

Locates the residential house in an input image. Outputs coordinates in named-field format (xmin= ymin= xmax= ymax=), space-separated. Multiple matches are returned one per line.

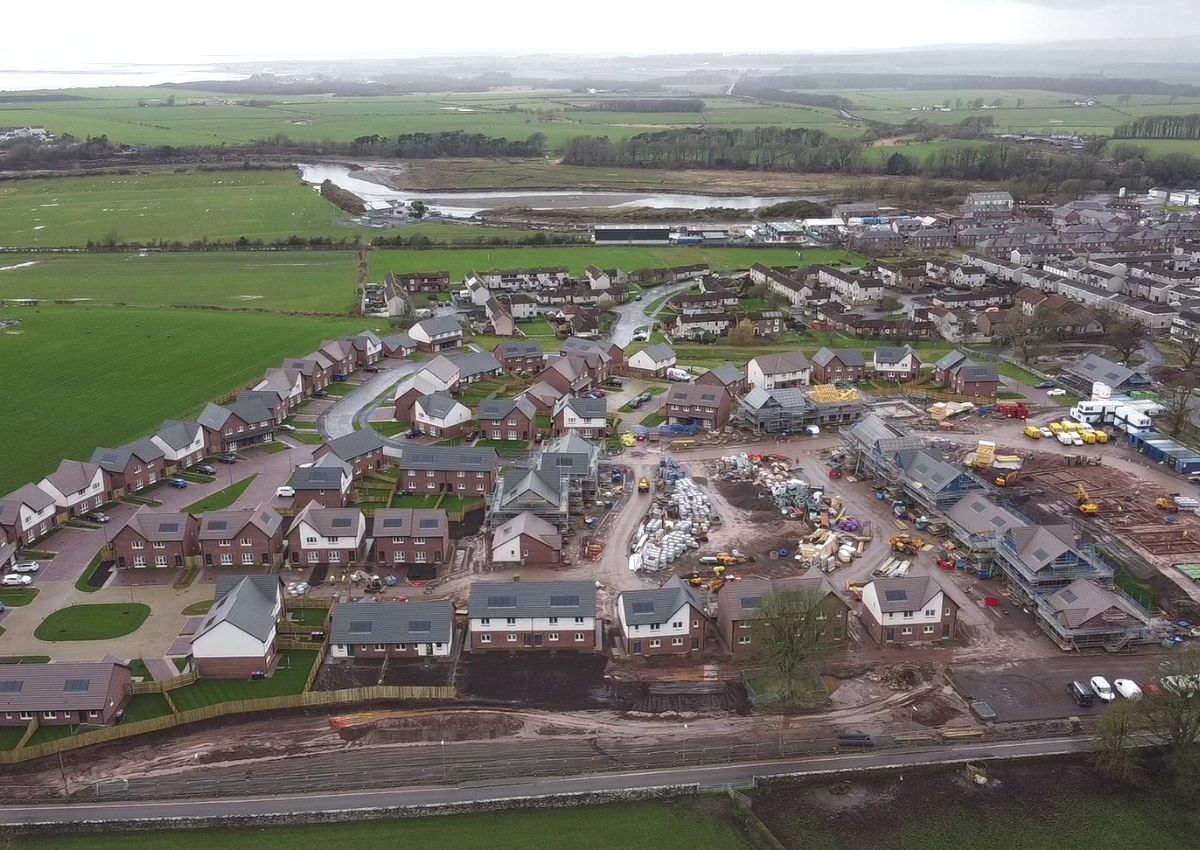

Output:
xmin=329 ymin=600 xmax=455 ymax=660
xmin=0 ymin=485 xmax=58 ymax=548
xmin=314 ymin=429 xmax=388 ymax=476
xmin=380 ymin=333 xmax=417 ymax=359
xmin=339 ymin=332 xmax=384 ymax=366
xmin=907 ymin=227 xmax=955 ymax=250
xmin=286 ymin=505 xmax=367 ymax=568
xmin=151 ymin=420 xmax=206 ymax=473
xmin=672 ymin=311 xmax=736 ymax=340
xmin=943 ymin=492 xmax=1026 ymax=555
xmin=718 ymin=576 xmax=848 ymax=659
xmin=894 ymin=448 xmax=984 ymax=511
xmin=236 ymin=389 xmax=289 ymax=426
xmin=281 ymin=356 xmax=333 ymax=394
xmin=618 ymin=576 xmax=709 ymax=656
xmin=537 ymin=433 xmax=603 ymax=500
xmin=1061 ymin=354 xmax=1154 ymax=395
xmin=369 ymin=508 xmax=451 ymax=573
xmin=696 ymin=363 xmax=747 ymax=397
xmin=0 ymin=661 xmax=132 ymax=728
xmin=191 ymin=576 xmax=283 ymax=678
xmin=849 ymin=229 xmax=904 ymax=255
xmin=817 ymin=266 xmax=884 ymax=305
xmin=734 ymin=386 xmax=864 ymax=433
xmin=479 ymin=397 xmax=537 ymax=443
xmin=386 ymin=271 xmax=451 ymax=293
xmin=860 ymin=576 xmax=959 ymax=645
xmin=112 ymin=510 xmax=199 ymax=569
xmin=673 ymin=290 xmax=739 ymax=316
xmin=506 ymin=292 xmax=539 ymax=321
xmin=414 ymin=392 xmax=473 ymax=438
xmin=396 ymin=446 xmax=501 ymax=496
xmin=493 ymin=340 xmax=546 ymax=373
xmin=664 ymin=384 xmax=732 ymax=430
xmin=746 ymin=352 xmax=811 ymax=391
xmin=393 ymin=371 xmax=453 ymax=423
xmin=318 ymin=339 xmax=356 ymax=378
xmin=750 ymin=310 xmax=788 ymax=336
xmin=289 ymin=455 xmax=353 ymax=509
xmin=444 ymin=350 xmax=505 ymax=389
xmin=552 ymin=395 xmax=608 ymax=438
xmin=490 ymin=469 xmax=568 ymax=530
xmin=408 ymin=316 xmax=464 ymax=353
xmin=811 ymin=348 xmax=867 ymax=384
xmin=468 ymin=581 xmax=599 ymax=651
xmin=873 ymin=346 xmax=921 ymax=382
xmin=560 ymin=337 xmax=624 ymax=369
xmin=253 ymin=368 xmax=304 ymax=411
xmin=37 ymin=460 xmax=110 ymax=519
xmin=197 ymin=397 xmax=276 ymax=453
xmin=933 ymin=352 xmax=1000 ymax=400
xmin=1037 ymin=579 xmax=1155 ymax=652
xmin=491 ymin=512 xmax=564 ymax=566
xmin=875 ymin=259 xmax=929 ymax=291
xmin=585 ymin=266 xmax=611 ymax=290
xmin=627 ymin=343 xmax=677 ymax=378
xmin=197 ymin=507 xmax=284 ymax=568
xmin=90 ymin=440 xmax=166 ymax=496
xmin=520 ymin=380 xmax=567 ymax=414
xmin=950 ymin=265 xmax=988 ymax=288
xmin=993 ymin=524 xmax=1114 ymax=601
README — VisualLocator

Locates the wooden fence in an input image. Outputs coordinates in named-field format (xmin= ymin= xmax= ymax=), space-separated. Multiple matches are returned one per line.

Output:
xmin=130 ymin=669 xmax=198 ymax=695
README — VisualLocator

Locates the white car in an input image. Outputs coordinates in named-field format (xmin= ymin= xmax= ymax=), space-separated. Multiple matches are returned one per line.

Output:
xmin=1113 ymin=679 xmax=1143 ymax=700
xmin=10 ymin=562 xmax=40 ymax=573
xmin=1090 ymin=675 xmax=1116 ymax=702
xmin=1046 ymin=388 xmax=1067 ymax=397
xmin=1071 ymin=433 xmax=1085 ymax=446
xmin=276 ymin=486 xmax=296 ymax=498
xmin=1039 ymin=427 xmax=1053 ymax=439
xmin=1 ymin=574 xmax=32 ymax=586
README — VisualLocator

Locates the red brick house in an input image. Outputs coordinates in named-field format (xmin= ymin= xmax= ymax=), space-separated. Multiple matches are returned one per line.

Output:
xmin=91 ymin=439 xmax=166 ymax=496
xmin=396 ymin=446 xmax=501 ymax=496
xmin=537 ymin=355 xmax=594 ymax=395
xmin=339 ymin=332 xmax=384 ymax=366
xmin=479 ymin=397 xmax=537 ymax=443
xmin=696 ymin=363 xmax=747 ymax=397
xmin=860 ymin=576 xmax=959 ymax=645
xmin=289 ymin=455 xmax=353 ymax=509
xmin=319 ymin=340 xmax=357 ymax=378
xmin=520 ymin=381 xmax=566 ymax=414
xmin=286 ymin=505 xmax=367 ymax=568
xmin=329 ymin=600 xmax=454 ymax=660
xmin=197 ymin=397 xmax=276 ymax=453
xmin=493 ymin=340 xmax=546 ymax=373
xmin=314 ymin=430 xmax=388 ymax=476
xmin=0 ymin=662 xmax=132 ymax=728
xmin=490 ymin=512 xmax=563 ymax=566
xmin=151 ymin=420 xmax=207 ymax=473
xmin=112 ymin=510 xmax=199 ymax=569
xmin=552 ymin=395 xmax=608 ymax=438
xmin=560 ymin=336 xmax=623 ymax=370
xmin=0 ymin=485 xmax=58 ymax=548
xmin=369 ymin=508 xmax=450 ymax=573
xmin=811 ymin=348 xmax=867 ymax=384
xmin=198 ymin=507 xmax=284 ymax=568
xmin=468 ymin=580 xmax=599 ymax=652
xmin=281 ymin=355 xmax=333 ymax=395
xmin=663 ymin=384 xmax=732 ymax=430
xmin=37 ymin=460 xmax=111 ymax=519
xmin=191 ymin=576 xmax=283 ymax=678
xmin=618 ymin=576 xmax=709 ymax=656
xmin=718 ymin=576 xmax=848 ymax=659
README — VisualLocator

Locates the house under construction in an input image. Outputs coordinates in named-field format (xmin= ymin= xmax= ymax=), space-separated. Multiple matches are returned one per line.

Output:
xmin=736 ymin=386 xmax=864 ymax=434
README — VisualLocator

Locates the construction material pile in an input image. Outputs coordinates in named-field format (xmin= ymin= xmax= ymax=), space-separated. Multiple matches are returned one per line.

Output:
xmin=793 ymin=527 xmax=867 ymax=572
xmin=630 ymin=477 xmax=715 ymax=572
xmin=715 ymin=452 xmax=844 ymax=519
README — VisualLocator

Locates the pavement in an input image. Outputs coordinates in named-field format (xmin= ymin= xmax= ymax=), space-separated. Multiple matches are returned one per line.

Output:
xmin=318 ymin=361 xmax=423 ymax=440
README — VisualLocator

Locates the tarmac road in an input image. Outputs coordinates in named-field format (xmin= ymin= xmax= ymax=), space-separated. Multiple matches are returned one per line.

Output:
xmin=318 ymin=361 xmax=422 ymax=440
xmin=0 ymin=735 xmax=1096 ymax=825
xmin=610 ymin=282 xmax=692 ymax=347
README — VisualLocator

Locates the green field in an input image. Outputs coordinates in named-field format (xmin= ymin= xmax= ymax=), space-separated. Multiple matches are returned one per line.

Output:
xmin=0 ymin=169 xmax=364 ymax=247
xmin=13 ymin=798 xmax=756 ymax=850
xmin=33 ymin=603 xmax=150 ymax=641
xmin=0 ymin=250 xmax=359 ymax=312
xmin=0 ymin=306 xmax=371 ymax=493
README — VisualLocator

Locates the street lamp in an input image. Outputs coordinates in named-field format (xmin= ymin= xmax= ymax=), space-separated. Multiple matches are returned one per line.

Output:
xmin=441 ymin=738 xmax=447 ymax=783
xmin=681 ymin=723 xmax=688 ymax=764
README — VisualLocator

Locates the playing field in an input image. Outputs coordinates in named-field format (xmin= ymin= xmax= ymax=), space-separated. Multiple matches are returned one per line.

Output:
xmin=0 ymin=169 xmax=364 ymax=247
xmin=0 ymin=250 xmax=359 ymax=313
xmin=0 ymin=306 xmax=373 ymax=492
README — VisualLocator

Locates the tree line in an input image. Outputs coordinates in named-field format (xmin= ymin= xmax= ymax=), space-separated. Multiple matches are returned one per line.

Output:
xmin=740 ymin=73 xmax=1200 ymax=98
xmin=1115 ymin=114 xmax=1200 ymax=140
xmin=585 ymin=98 xmax=704 ymax=113
xmin=729 ymin=84 xmax=853 ymax=110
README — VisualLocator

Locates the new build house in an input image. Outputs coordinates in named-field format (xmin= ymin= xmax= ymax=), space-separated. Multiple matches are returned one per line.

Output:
xmin=369 ymin=508 xmax=451 ymax=573
xmin=197 ymin=396 xmax=276 ymax=453
xmin=696 ymin=363 xmax=747 ymax=397
xmin=37 ymin=460 xmax=110 ymax=519
xmin=873 ymin=346 xmax=922 ymax=382
xmin=627 ymin=343 xmax=677 ymax=378
xmin=479 ymin=397 xmax=537 ymax=443
xmin=396 ymin=446 xmax=501 ymax=496
xmin=191 ymin=576 xmax=284 ymax=678
xmin=860 ymin=576 xmax=959 ymax=645
xmin=664 ymin=384 xmax=732 ymax=430
xmin=811 ymin=348 xmax=867 ymax=384
xmin=718 ymin=575 xmax=848 ymax=659
xmin=408 ymin=317 xmax=464 ymax=353
xmin=617 ymin=576 xmax=709 ymax=656
xmin=289 ymin=455 xmax=353 ymax=509
xmin=490 ymin=511 xmax=564 ymax=566
xmin=552 ymin=395 xmax=608 ymax=438
xmin=112 ymin=510 xmax=199 ymax=569
xmin=493 ymin=340 xmax=546 ymax=372
xmin=329 ymin=600 xmax=455 ymax=660
xmin=91 ymin=439 xmax=166 ymax=496
xmin=468 ymin=581 xmax=600 ymax=652
xmin=286 ymin=505 xmax=367 ymax=567
xmin=414 ymin=392 xmax=473 ymax=438
xmin=747 ymin=352 xmax=811 ymax=391
xmin=0 ymin=661 xmax=132 ymax=728
xmin=314 ymin=429 xmax=388 ymax=476
xmin=151 ymin=420 xmax=206 ymax=473
xmin=197 ymin=507 xmax=284 ymax=568
xmin=0 ymin=485 xmax=58 ymax=547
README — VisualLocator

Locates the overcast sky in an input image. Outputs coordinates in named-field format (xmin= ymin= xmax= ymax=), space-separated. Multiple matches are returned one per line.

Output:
xmin=3 ymin=0 xmax=1194 ymax=67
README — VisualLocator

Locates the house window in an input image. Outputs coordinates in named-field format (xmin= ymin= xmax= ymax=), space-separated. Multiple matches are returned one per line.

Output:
xmin=133 ymin=556 xmax=146 ymax=567
xmin=219 ymin=554 xmax=233 ymax=565
xmin=480 ymin=634 xmax=492 ymax=644
xmin=457 ymin=471 xmax=465 ymax=478
xmin=154 ymin=555 xmax=167 ymax=567
xmin=152 ymin=541 xmax=166 ymax=550
xmin=692 ymin=620 xmax=699 ymax=628
xmin=649 ymin=639 xmax=661 ymax=648
xmin=477 ymin=484 xmax=485 ymax=491
xmin=219 ymin=539 xmax=231 ymax=547
xmin=396 ymin=644 xmax=407 ymax=651
xmin=307 ymin=552 xmax=320 ymax=563
xmin=43 ymin=711 xmax=56 ymax=719
xmin=328 ymin=551 xmax=341 ymax=564
xmin=428 ymin=482 xmax=436 ymax=490
xmin=924 ymin=609 xmax=936 ymax=617
xmin=672 ymin=621 xmax=683 ymax=629
xmin=649 ymin=623 xmax=660 ymax=632
xmin=492 ymin=430 xmax=501 ymax=439
xmin=505 ymin=617 xmax=517 ymax=626
xmin=130 ymin=540 xmax=144 ymax=549
xmin=19 ymin=712 xmax=34 ymax=721
xmin=924 ymin=625 xmax=935 ymax=634
xmin=548 ymin=633 xmax=559 ymax=642
xmin=426 ymin=471 xmax=434 ymax=477
xmin=506 ymin=633 xmax=517 ymax=642
xmin=241 ymin=538 xmax=253 ymax=547
xmin=391 ymin=537 xmax=404 ymax=544
xmin=574 ymin=616 xmax=585 ymax=625
xmin=476 ymin=472 xmax=485 ymax=478
xmin=549 ymin=617 xmax=558 ymax=625
xmin=738 ymin=635 xmax=751 ymax=645
xmin=241 ymin=553 xmax=255 ymax=565
xmin=901 ymin=627 xmax=913 ymax=635
xmin=574 ymin=632 xmax=586 ymax=642
xmin=944 ymin=608 xmax=952 ymax=616
xmin=414 ymin=552 xmax=427 ymax=563
xmin=903 ymin=611 xmax=914 ymax=619
xmin=480 ymin=618 xmax=491 ymax=626
xmin=671 ymin=637 xmax=684 ymax=647
xmin=374 ymin=644 xmax=386 ymax=651
xmin=414 ymin=537 xmax=426 ymax=545
xmin=738 ymin=621 xmax=751 ymax=629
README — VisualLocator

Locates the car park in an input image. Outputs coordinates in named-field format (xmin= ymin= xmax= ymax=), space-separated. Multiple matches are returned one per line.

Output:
xmin=10 ymin=562 xmax=40 ymax=573
xmin=276 ymin=486 xmax=296 ymax=498
xmin=1113 ymin=679 xmax=1143 ymax=700
xmin=1090 ymin=675 xmax=1115 ymax=702
xmin=1 ymin=574 xmax=32 ymax=586
xmin=1067 ymin=680 xmax=1095 ymax=707
xmin=86 ymin=511 xmax=111 ymax=523
xmin=195 ymin=464 xmax=216 ymax=475
xmin=167 ymin=478 xmax=188 ymax=489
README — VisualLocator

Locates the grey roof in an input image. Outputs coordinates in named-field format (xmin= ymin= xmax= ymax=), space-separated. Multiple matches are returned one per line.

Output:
xmin=416 ymin=392 xmax=467 ymax=421
xmin=412 ymin=316 xmax=463 ymax=337
xmin=639 ymin=343 xmax=677 ymax=363
xmin=320 ymin=339 xmax=354 ymax=361
xmin=751 ymin=351 xmax=810 ymax=374
xmin=330 ymin=600 xmax=454 ymax=645
xmin=479 ymin=397 xmax=537 ymax=421
xmin=341 ymin=331 xmax=382 ymax=352
xmin=324 ymin=429 xmax=386 ymax=461
xmin=450 ymin=350 xmax=503 ymax=380
xmin=235 ymin=391 xmax=284 ymax=417
xmin=812 ymin=347 xmax=865 ymax=368
xmin=1046 ymin=579 xmax=1149 ymax=629
xmin=495 ymin=340 xmax=544 ymax=359
xmin=620 ymin=575 xmax=706 ymax=626
xmin=705 ymin=363 xmax=745 ymax=385
xmin=560 ymin=336 xmax=613 ymax=356
xmin=497 ymin=469 xmax=563 ymax=509
xmin=398 ymin=446 xmax=499 ymax=472
xmin=1005 ymin=524 xmax=1075 ymax=571
xmin=667 ymin=384 xmax=726 ymax=410
xmin=958 ymin=364 xmax=999 ymax=383
xmin=0 ymin=483 xmax=56 ymax=518
xmin=492 ymin=511 xmax=563 ymax=550
xmin=874 ymin=346 xmax=917 ymax=365
xmin=1065 ymin=353 xmax=1144 ymax=388
xmin=91 ymin=438 xmax=165 ymax=473
xmin=469 ymin=580 xmax=596 ymax=618
xmin=934 ymin=350 xmax=967 ymax=372
xmin=292 ymin=504 xmax=364 ymax=538
xmin=291 ymin=455 xmax=352 ymax=491
xmin=381 ymin=332 xmax=416 ymax=351
xmin=281 ymin=357 xmax=322 ymax=376
xmin=843 ymin=413 xmax=905 ymax=450
xmin=560 ymin=395 xmax=608 ymax=420
xmin=195 ymin=576 xmax=279 ymax=643
xmin=215 ymin=574 xmax=282 ymax=601
xmin=154 ymin=420 xmax=202 ymax=451
xmin=945 ymin=493 xmax=1024 ymax=536
xmin=722 ymin=575 xmax=841 ymax=619
xmin=0 ymin=661 xmax=130 ymax=712
xmin=870 ymin=576 xmax=945 ymax=613
xmin=127 ymin=510 xmax=193 ymax=542
xmin=897 ymin=449 xmax=970 ymax=494
xmin=256 ymin=369 xmax=301 ymax=395
xmin=42 ymin=459 xmax=103 ymax=495
xmin=370 ymin=508 xmax=448 ymax=538
xmin=522 ymin=381 xmax=565 ymax=405
xmin=198 ymin=507 xmax=282 ymax=540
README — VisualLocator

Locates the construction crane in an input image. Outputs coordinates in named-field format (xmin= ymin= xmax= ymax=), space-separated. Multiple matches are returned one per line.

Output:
xmin=890 ymin=534 xmax=925 ymax=556
xmin=1076 ymin=484 xmax=1100 ymax=516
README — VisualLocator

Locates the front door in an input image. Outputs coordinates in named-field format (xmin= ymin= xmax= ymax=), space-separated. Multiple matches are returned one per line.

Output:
xmin=691 ymin=636 xmax=700 ymax=650
xmin=533 ymin=634 xmax=543 ymax=647
xmin=886 ymin=628 xmax=895 ymax=642
xmin=632 ymin=640 xmax=642 ymax=653
xmin=942 ymin=623 xmax=951 ymax=638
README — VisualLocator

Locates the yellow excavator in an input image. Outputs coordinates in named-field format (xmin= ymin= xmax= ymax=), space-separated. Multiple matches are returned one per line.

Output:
xmin=890 ymin=534 xmax=925 ymax=556
xmin=995 ymin=471 xmax=1020 ymax=487
xmin=1076 ymin=484 xmax=1100 ymax=516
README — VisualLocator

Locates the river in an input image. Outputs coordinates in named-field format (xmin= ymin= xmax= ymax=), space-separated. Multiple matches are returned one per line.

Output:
xmin=299 ymin=163 xmax=807 ymax=218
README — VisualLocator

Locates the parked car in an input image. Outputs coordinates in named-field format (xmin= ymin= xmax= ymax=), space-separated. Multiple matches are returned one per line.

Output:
xmin=195 ymin=464 xmax=216 ymax=475
xmin=166 ymin=478 xmax=188 ymax=489
xmin=1035 ymin=381 xmax=1055 ymax=389
xmin=10 ymin=562 xmax=40 ymax=573
xmin=1039 ymin=427 xmax=1053 ymax=439
xmin=364 ymin=365 xmax=381 ymax=373
xmin=633 ymin=294 xmax=642 ymax=301
xmin=279 ymin=423 xmax=296 ymax=432
xmin=1090 ymin=675 xmax=1116 ymax=702
xmin=215 ymin=453 xmax=238 ymax=464
xmin=276 ymin=486 xmax=296 ymax=498
xmin=1046 ymin=388 xmax=1068 ymax=397
xmin=1 ymin=574 xmax=32 ymax=587
xmin=631 ymin=331 xmax=649 ymax=342
xmin=1067 ymin=680 xmax=1095 ymax=707
xmin=1113 ymin=679 xmax=1143 ymax=700
xmin=315 ymin=388 xmax=329 ymax=398
xmin=405 ymin=428 xmax=423 ymax=439
xmin=86 ymin=511 xmax=111 ymax=524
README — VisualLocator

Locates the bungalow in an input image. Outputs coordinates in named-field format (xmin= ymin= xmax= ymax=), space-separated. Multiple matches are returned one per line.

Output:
xmin=664 ymin=384 xmax=732 ymax=431
xmin=468 ymin=581 xmax=599 ymax=651
xmin=339 ymin=331 xmax=384 ymax=366
xmin=414 ymin=392 xmax=473 ymax=438
xmin=668 ymin=263 xmax=710 ymax=282
xmin=197 ymin=507 xmax=284 ymax=568
xmin=91 ymin=439 xmax=166 ymax=495
xmin=253 ymin=368 xmax=304 ymax=410
xmin=627 ymin=343 xmax=677 ymax=378
xmin=696 ymin=363 xmax=747 ymax=397
xmin=0 ymin=661 xmax=132 ymax=728
xmin=369 ymin=508 xmax=451 ymax=573
xmin=151 ymin=420 xmax=206 ymax=473
xmin=191 ymin=576 xmax=284 ymax=678
xmin=491 ymin=512 xmax=564 ymax=566
xmin=289 ymin=455 xmax=353 ymax=509
xmin=0 ymin=485 xmax=58 ymax=547
xmin=397 ymin=446 xmax=501 ymax=496
xmin=314 ymin=429 xmax=388 ymax=476
xmin=281 ymin=355 xmax=333 ymax=394
xmin=673 ymin=311 xmax=736 ymax=340
xmin=860 ymin=576 xmax=959 ymax=645
xmin=873 ymin=345 xmax=921 ymax=382
xmin=329 ymin=600 xmax=454 ymax=660
xmin=111 ymin=510 xmax=199 ymax=569
xmin=37 ymin=460 xmax=110 ymax=519
xmin=447 ymin=350 xmax=505 ymax=387
xmin=718 ymin=575 xmax=848 ymax=659
xmin=197 ymin=396 xmax=276 ymax=453
xmin=747 ymin=352 xmax=811 ymax=391
xmin=286 ymin=505 xmax=367 ymax=568
xmin=1061 ymin=354 xmax=1154 ymax=395
xmin=318 ymin=339 xmax=356 ymax=378
xmin=811 ymin=348 xmax=867 ymax=384
xmin=493 ymin=340 xmax=546 ymax=373
xmin=552 ymin=395 xmax=608 ymax=438
xmin=618 ymin=576 xmax=709 ymax=656
xmin=673 ymin=290 xmax=740 ymax=315
xmin=479 ymin=397 xmax=537 ymax=442
xmin=408 ymin=316 xmax=464 ymax=353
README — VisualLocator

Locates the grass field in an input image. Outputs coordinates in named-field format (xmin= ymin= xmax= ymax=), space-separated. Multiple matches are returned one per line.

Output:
xmin=33 ymin=603 xmax=150 ymax=641
xmin=13 ymin=798 xmax=757 ymax=849
xmin=183 ymin=475 xmax=257 ymax=513
xmin=0 ymin=306 xmax=370 ymax=493
xmin=0 ymin=169 xmax=364 ymax=247
xmin=0 ymin=250 xmax=359 ymax=312
xmin=167 ymin=650 xmax=318 ymax=710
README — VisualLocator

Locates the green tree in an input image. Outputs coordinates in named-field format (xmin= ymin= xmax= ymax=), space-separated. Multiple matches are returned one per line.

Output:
xmin=410 ymin=200 xmax=428 ymax=219
xmin=729 ymin=319 xmax=757 ymax=347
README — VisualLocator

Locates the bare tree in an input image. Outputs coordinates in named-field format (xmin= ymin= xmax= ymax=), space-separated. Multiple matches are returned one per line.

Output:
xmin=1173 ymin=334 xmax=1200 ymax=372
xmin=1095 ymin=701 xmax=1142 ymax=779
xmin=729 ymin=319 xmax=757 ymax=347
xmin=996 ymin=309 xmax=1062 ymax=365
xmin=1156 ymin=368 xmax=1200 ymax=437
xmin=1107 ymin=317 xmax=1148 ymax=364
xmin=752 ymin=589 xmax=836 ymax=706
xmin=1140 ymin=647 xmax=1200 ymax=766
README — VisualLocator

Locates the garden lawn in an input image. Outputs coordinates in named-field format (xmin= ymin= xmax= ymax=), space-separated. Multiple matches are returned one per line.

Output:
xmin=0 ymin=306 xmax=371 ymax=494
xmin=183 ymin=475 xmax=257 ymax=512
xmin=287 ymin=607 xmax=330 ymax=627
xmin=167 ymin=650 xmax=319 ymax=711
xmin=475 ymin=439 xmax=532 ymax=457
xmin=0 ymin=725 xmax=26 ymax=751
xmin=121 ymin=693 xmax=174 ymax=723
xmin=0 ymin=588 xmax=39 ymax=607
xmin=33 ymin=603 xmax=151 ymax=641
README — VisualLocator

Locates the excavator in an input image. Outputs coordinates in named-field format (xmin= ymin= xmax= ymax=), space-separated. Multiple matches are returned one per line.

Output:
xmin=890 ymin=534 xmax=925 ymax=556
xmin=689 ymin=565 xmax=741 ymax=592
xmin=1076 ymin=484 xmax=1100 ymax=516
xmin=1157 ymin=494 xmax=1180 ymax=510
xmin=995 ymin=471 xmax=1020 ymax=487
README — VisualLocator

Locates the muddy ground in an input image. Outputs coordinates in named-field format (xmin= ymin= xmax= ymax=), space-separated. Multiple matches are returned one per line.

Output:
xmin=460 ymin=653 xmax=615 ymax=709
xmin=314 ymin=658 xmax=455 ymax=690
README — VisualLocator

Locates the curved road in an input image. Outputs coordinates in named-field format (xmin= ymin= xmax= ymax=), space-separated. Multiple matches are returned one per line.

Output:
xmin=0 ymin=735 xmax=1095 ymax=825
xmin=318 ymin=362 xmax=422 ymax=440
xmin=610 ymin=281 xmax=692 ymax=347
